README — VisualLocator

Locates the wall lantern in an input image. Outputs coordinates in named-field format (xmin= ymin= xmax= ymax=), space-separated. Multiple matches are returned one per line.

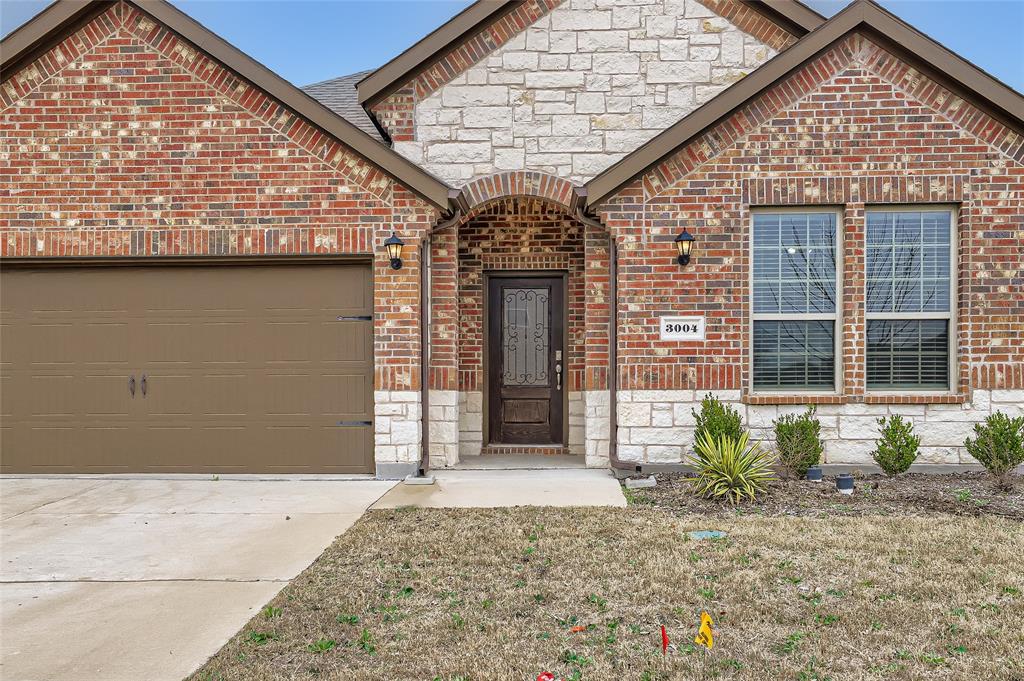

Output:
xmin=674 ymin=228 xmax=695 ymax=266
xmin=384 ymin=231 xmax=405 ymax=270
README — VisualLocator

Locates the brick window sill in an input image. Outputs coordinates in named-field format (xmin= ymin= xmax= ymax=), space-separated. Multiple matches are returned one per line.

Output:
xmin=743 ymin=393 xmax=969 ymax=406
xmin=743 ymin=394 xmax=847 ymax=405
xmin=863 ymin=394 xmax=967 ymax=405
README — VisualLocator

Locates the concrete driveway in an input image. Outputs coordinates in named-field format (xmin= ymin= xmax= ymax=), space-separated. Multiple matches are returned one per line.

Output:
xmin=0 ymin=477 xmax=394 ymax=681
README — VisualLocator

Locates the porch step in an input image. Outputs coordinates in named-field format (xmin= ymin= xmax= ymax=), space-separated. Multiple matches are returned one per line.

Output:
xmin=481 ymin=444 xmax=573 ymax=457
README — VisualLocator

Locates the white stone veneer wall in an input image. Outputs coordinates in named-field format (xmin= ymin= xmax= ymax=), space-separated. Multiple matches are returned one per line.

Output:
xmin=428 ymin=389 xmax=460 ymax=467
xmin=458 ymin=391 xmax=484 ymax=459
xmin=616 ymin=389 xmax=1023 ymax=465
xmin=397 ymin=0 xmax=777 ymax=185
xmin=584 ymin=390 xmax=611 ymax=466
xmin=374 ymin=390 xmax=421 ymax=464
xmin=568 ymin=391 xmax=585 ymax=456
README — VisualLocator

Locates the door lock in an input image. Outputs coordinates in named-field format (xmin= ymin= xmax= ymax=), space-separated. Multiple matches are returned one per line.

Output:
xmin=555 ymin=363 xmax=562 ymax=391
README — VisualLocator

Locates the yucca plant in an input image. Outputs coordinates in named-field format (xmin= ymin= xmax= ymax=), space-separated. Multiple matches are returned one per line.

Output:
xmin=687 ymin=432 xmax=776 ymax=504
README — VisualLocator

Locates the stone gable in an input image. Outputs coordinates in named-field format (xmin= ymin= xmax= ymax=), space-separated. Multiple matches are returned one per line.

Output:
xmin=392 ymin=0 xmax=783 ymax=185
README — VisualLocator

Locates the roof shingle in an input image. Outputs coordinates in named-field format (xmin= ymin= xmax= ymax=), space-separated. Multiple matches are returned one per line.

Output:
xmin=303 ymin=70 xmax=383 ymax=142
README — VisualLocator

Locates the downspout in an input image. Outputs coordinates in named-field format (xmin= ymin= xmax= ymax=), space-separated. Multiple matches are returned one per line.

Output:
xmin=418 ymin=205 xmax=463 ymax=477
xmin=417 ymin=233 xmax=430 ymax=477
xmin=571 ymin=203 xmax=636 ymax=472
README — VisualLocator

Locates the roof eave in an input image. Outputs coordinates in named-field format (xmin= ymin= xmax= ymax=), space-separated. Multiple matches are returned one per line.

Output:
xmin=356 ymin=0 xmax=521 ymax=108
xmin=743 ymin=0 xmax=825 ymax=35
xmin=0 ymin=0 xmax=113 ymax=75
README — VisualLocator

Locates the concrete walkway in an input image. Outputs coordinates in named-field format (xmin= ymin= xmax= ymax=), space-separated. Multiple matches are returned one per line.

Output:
xmin=0 ymin=477 xmax=394 ymax=681
xmin=371 ymin=468 xmax=627 ymax=509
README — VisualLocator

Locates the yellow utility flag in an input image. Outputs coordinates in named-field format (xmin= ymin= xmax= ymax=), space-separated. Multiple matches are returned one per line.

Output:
xmin=694 ymin=611 xmax=714 ymax=649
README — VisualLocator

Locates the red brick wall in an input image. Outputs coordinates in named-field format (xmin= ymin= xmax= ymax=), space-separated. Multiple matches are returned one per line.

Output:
xmin=0 ymin=1 xmax=437 ymax=391
xmin=456 ymin=198 xmax=586 ymax=393
xmin=600 ymin=34 xmax=1024 ymax=398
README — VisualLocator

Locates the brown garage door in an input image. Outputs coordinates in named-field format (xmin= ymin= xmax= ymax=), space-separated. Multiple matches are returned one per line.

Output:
xmin=0 ymin=262 xmax=374 ymax=474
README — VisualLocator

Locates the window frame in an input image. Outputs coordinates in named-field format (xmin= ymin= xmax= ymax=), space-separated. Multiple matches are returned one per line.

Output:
xmin=864 ymin=205 xmax=958 ymax=394
xmin=748 ymin=206 xmax=844 ymax=395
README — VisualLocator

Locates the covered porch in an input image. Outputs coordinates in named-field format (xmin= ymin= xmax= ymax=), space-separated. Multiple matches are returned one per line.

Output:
xmin=422 ymin=172 xmax=615 ymax=469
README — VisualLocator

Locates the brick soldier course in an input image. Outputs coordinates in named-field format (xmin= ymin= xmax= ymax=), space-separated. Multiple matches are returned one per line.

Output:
xmin=2 ymin=0 xmax=1022 ymax=476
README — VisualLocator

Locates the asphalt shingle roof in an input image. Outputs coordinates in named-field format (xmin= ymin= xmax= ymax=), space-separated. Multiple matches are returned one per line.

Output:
xmin=302 ymin=70 xmax=383 ymax=142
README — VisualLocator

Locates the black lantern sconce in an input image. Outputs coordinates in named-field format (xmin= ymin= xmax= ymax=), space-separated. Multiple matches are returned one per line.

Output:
xmin=674 ymin=228 xmax=695 ymax=267
xmin=384 ymin=232 xmax=405 ymax=270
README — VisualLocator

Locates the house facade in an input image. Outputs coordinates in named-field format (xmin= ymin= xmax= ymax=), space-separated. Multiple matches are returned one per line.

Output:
xmin=1 ymin=0 xmax=1022 ymax=478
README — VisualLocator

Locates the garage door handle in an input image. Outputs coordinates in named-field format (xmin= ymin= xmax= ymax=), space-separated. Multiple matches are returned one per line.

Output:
xmin=128 ymin=375 xmax=136 ymax=398
xmin=337 ymin=315 xmax=372 ymax=321
xmin=140 ymin=374 xmax=147 ymax=397
xmin=336 ymin=420 xmax=372 ymax=427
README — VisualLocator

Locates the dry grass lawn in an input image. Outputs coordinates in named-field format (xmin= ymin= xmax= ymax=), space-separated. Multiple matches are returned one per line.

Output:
xmin=191 ymin=508 xmax=1023 ymax=681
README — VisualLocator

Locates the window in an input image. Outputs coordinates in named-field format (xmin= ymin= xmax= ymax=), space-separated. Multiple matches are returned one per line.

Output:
xmin=865 ymin=209 xmax=954 ymax=390
xmin=752 ymin=211 xmax=839 ymax=391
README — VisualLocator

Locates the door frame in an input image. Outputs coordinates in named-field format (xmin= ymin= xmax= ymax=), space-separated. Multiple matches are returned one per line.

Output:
xmin=482 ymin=270 xmax=569 ymax=448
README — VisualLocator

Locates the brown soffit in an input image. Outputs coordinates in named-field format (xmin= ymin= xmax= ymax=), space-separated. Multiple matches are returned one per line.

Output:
xmin=356 ymin=0 xmax=521 ymax=107
xmin=0 ymin=0 xmax=453 ymax=209
xmin=584 ymin=0 xmax=1024 ymax=208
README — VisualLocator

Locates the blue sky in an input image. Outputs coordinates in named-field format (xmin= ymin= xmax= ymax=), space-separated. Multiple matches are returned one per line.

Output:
xmin=2 ymin=0 xmax=1022 ymax=92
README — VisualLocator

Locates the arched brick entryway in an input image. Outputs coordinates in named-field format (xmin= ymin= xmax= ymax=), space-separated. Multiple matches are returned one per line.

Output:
xmin=426 ymin=174 xmax=612 ymax=468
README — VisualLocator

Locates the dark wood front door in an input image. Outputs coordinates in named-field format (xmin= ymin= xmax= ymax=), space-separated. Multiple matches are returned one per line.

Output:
xmin=487 ymin=275 xmax=565 ymax=445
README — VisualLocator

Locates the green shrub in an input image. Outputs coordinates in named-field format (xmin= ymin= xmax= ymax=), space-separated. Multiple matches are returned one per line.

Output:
xmin=871 ymin=415 xmax=920 ymax=476
xmin=773 ymin=407 xmax=824 ymax=478
xmin=692 ymin=393 xmax=743 ymax=447
xmin=687 ymin=432 xmax=776 ymax=504
xmin=964 ymin=411 xmax=1024 ymax=491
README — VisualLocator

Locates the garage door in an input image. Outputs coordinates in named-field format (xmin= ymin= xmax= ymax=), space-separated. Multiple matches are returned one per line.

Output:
xmin=0 ymin=263 xmax=374 ymax=474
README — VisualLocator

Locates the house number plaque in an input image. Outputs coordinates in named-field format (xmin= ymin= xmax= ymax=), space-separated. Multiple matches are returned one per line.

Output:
xmin=659 ymin=316 xmax=706 ymax=341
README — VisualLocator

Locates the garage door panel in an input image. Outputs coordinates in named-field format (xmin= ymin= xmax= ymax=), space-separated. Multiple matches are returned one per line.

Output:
xmin=1 ymin=263 xmax=374 ymax=474
xmin=262 ymin=321 xmax=315 ymax=363
xmin=28 ymin=374 xmax=135 ymax=418
xmin=321 ymin=373 xmax=373 ymax=418
xmin=11 ymin=423 xmax=139 ymax=471
xmin=320 ymin=321 xmax=372 ymax=363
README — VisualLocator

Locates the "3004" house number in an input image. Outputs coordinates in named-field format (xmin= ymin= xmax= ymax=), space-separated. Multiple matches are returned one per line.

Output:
xmin=659 ymin=316 xmax=706 ymax=341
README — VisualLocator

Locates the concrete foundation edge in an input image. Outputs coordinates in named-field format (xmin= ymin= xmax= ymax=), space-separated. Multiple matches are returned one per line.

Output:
xmin=376 ymin=462 xmax=420 ymax=481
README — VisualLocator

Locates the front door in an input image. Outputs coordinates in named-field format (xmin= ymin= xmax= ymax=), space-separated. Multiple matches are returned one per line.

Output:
xmin=487 ymin=275 xmax=565 ymax=445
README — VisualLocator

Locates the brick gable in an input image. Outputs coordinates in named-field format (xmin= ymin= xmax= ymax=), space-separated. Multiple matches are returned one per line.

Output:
xmin=600 ymin=34 xmax=1024 ymax=397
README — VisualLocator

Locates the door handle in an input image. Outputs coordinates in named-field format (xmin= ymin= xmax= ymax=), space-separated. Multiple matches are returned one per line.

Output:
xmin=555 ymin=363 xmax=562 ymax=391
xmin=128 ymin=375 xmax=136 ymax=398
xmin=140 ymin=374 xmax=147 ymax=397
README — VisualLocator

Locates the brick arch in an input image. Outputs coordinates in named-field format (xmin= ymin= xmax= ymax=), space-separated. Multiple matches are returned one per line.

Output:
xmin=458 ymin=171 xmax=578 ymax=217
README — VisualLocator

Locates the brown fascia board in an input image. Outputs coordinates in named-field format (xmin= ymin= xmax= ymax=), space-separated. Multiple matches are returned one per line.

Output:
xmin=356 ymin=0 xmax=520 ymax=107
xmin=0 ymin=0 xmax=114 ymax=75
xmin=743 ymin=0 xmax=825 ymax=35
xmin=584 ymin=0 xmax=1024 ymax=208
xmin=0 ymin=0 xmax=453 ymax=210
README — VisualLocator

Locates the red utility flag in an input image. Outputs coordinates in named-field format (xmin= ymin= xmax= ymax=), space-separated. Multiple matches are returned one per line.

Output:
xmin=661 ymin=625 xmax=669 ymax=655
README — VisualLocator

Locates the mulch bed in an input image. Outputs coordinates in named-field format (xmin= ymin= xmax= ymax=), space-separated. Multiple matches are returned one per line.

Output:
xmin=626 ymin=471 xmax=1024 ymax=520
